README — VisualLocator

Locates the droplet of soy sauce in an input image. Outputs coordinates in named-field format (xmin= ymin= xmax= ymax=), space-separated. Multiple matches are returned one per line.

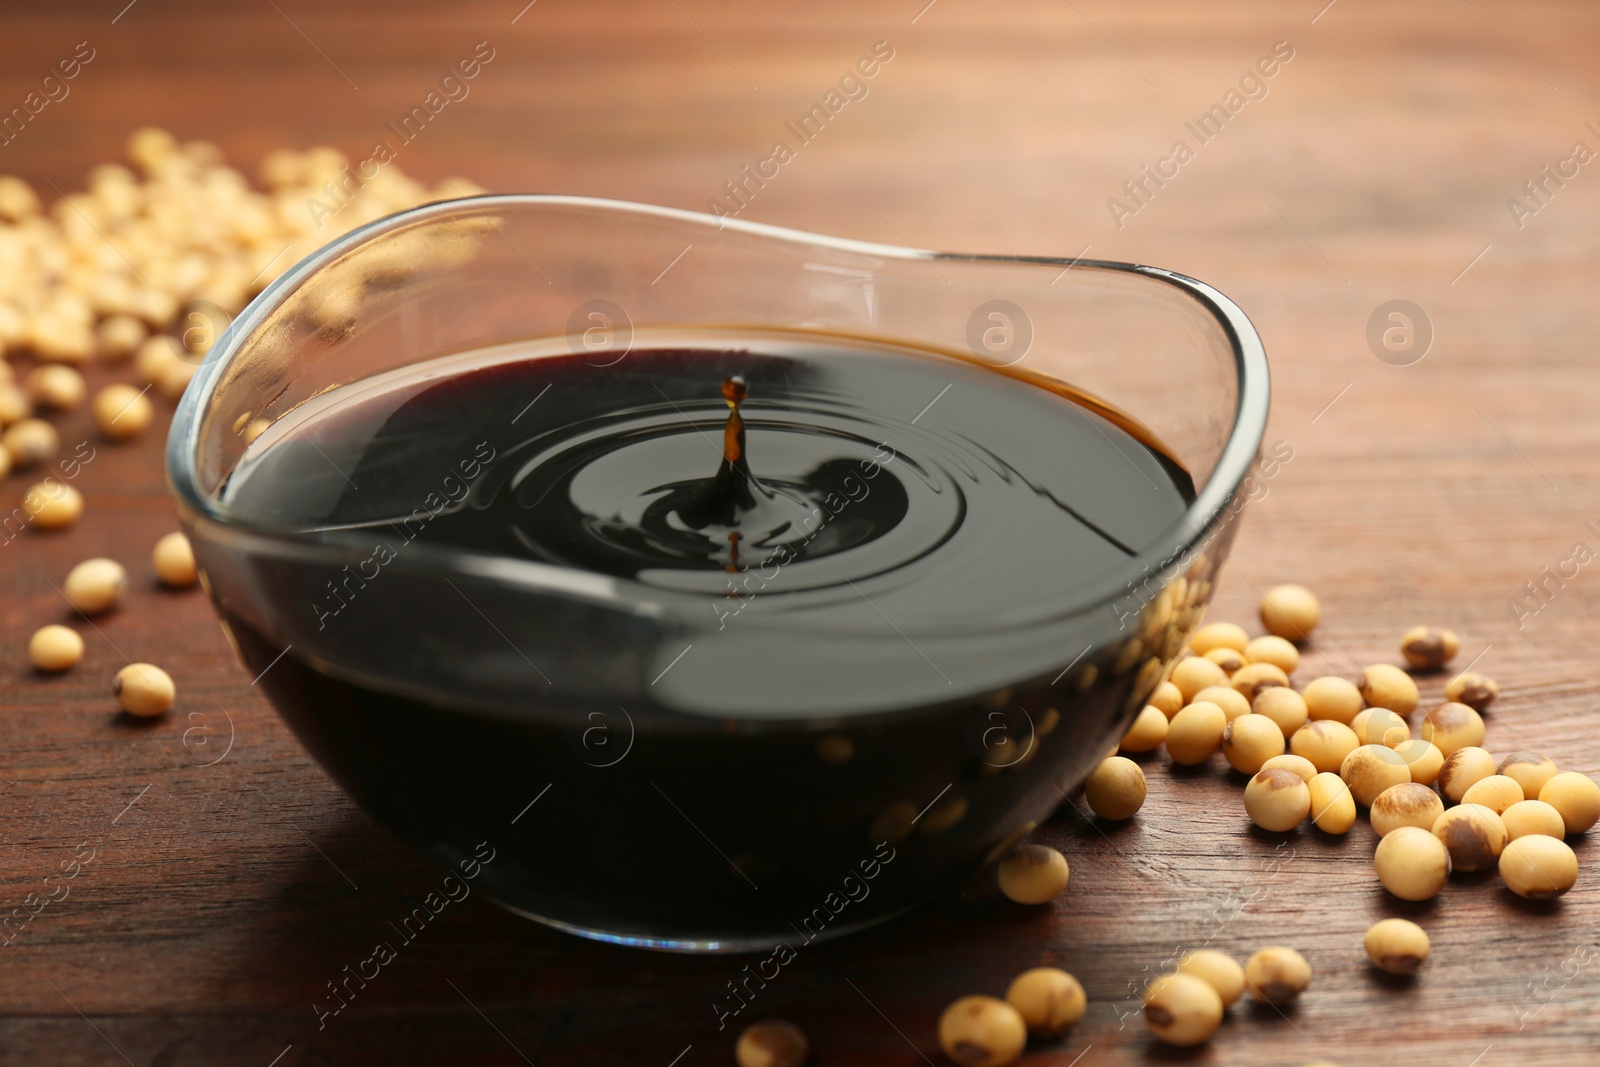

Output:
xmin=681 ymin=374 xmax=769 ymax=532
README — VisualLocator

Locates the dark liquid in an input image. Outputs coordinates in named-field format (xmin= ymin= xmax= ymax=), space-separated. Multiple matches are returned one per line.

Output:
xmin=210 ymin=331 xmax=1194 ymax=947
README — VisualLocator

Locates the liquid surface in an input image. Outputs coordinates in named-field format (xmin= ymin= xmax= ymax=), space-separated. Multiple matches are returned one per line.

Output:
xmin=223 ymin=331 xmax=1194 ymax=625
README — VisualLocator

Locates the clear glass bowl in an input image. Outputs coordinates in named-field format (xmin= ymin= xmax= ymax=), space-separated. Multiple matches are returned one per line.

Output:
xmin=167 ymin=196 xmax=1268 ymax=951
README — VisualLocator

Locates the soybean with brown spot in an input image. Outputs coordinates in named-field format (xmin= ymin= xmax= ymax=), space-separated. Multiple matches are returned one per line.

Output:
xmin=1432 ymin=804 xmax=1507 ymax=873
xmin=1400 ymin=626 xmax=1459 ymax=670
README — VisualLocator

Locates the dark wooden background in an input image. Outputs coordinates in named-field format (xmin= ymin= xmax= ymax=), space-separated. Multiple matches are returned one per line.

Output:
xmin=3 ymin=1 xmax=1599 ymax=1064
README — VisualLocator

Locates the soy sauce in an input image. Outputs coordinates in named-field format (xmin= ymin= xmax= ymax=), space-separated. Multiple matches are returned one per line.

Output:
xmin=213 ymin=330 xmax=1195 ymax=947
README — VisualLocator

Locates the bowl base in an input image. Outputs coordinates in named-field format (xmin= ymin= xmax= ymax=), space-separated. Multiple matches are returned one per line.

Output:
xmin=488 ymin=894 xmax=912 ymax=954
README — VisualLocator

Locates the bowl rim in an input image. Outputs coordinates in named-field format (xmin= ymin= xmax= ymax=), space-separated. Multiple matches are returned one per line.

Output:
xmin=167 ymin=194 xmax=1269 ymax=635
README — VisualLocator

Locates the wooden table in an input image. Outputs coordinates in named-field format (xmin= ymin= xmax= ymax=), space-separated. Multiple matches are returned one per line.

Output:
xmin=4 ymin=1 xmax=1598 ymax=1063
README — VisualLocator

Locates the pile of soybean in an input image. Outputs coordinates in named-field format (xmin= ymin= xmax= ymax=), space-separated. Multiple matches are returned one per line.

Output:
xmin=735 ymin=585 xmax=1597 ymax=1067
xmin=3 ymin=130 xmax=481 ymax=718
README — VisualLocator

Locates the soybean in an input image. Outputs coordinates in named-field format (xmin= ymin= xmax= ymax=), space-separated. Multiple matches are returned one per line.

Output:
xmin=1365 ymin=919 xmax=1430 ymax=975
xmin=1259 ymin=584 xmax=1320 ymax=641
xmin=1460 ymin=775 xmax=1525 ymax=815
xmin=1143 ymin=973 xmax=1223 ymax=1047
xmin=1359 ymin=664 xmax=1420 ymax=716
xmin=1499 ymin=835 xmax=1579 ymax=899
xmin=1204 ymin=647 xmax=1247 ymax=674
xmin=1290 ymin=720 xmax=1360 ymax=774
xmin=1253 ymin=687 xmax=1309 ymax=738
xmin=1400 ymin=626 xmax=1459 ymax=670
xmin=112 ymin=663 xmax=175 ymax=717
xmin=93 ymin=383 xmax=154 ymax=440
xmin=1149 ymin=680 xmax=1183 ymax=719
xmin=1245 ymin=768 xmax=1311 ymax=832
xmin=3 ymin=418 xmax=59 ymax=467
xmin=135 ymin=336 xmax=184 ymax=384
xmin=1244 ymin=947 xmax=1311 ymax=1006
xmin=1004 ymin=968 xmax=1085 ymax=1036
xmin=1432 ymin=804 xmax=1507 ymax=873
xmin=24 ymin=480 xmax=84 ymax=530
xmin=997 ymin=844 xmax=1069 ymax=904
xmin=152 ymin=531 xmax=198 ymax=587
xmin=1498 ymin=753 xmax=1559 ymax=801
xmin=938 ymin=996 xmax=1026 ymax=1067
xmin=1261 ymin=753 xmax=1318 ymax=785
xmin=97 ymin=314 xmax=148 ymax=359
xmin=1445 ymin=671 xmax=1498 ymax=711
xmin=159 ymin=359 xmax=198 ymax=401
xmin=1501 ymin=800 xmax=1568 ymax=842
xmin=1170 ymin=656 xmax=1229 ymax=703
xmin=814 ymin=734 xmax=854 ymax=765
xmin=1421 ymin=702 xmax=1486 ymax=756
xmin=1176 ymin=949 xmax=1246 ymax=1007
xmin=1375 ymin=826 xmax=1451 ymax=900
xmin=29 ymin=625 xmax=84 ymax=672
xmin=1085 ymin=757 xmax=1146 ymax=821
xmin=1231 ymin=661 xmax=1289 ymax=700
xmin=1190 ymin=621 xmax=1249 ymax=655
xmin=1223 ymin=714 xmax=1287 ymax=774
xmin=1351 ymin=707 xmax=1407 ymax=747
xmin=1302 ymin=676 xmax=1363 ymax=725
xmin=1369 ymin=783 xmax=1444 ymax=837
xmin=1438 ymin=747 xmax=1496 ymax=803
xmin=1394 ymin=739 xmax=1445 ymax=786
xmin=1341 ymin=744 xmax=1411 ymax=807
xmin=1539 ymin=772 xmax=1600 ymax=834
xmin=1167 ymin=701 xmax=1227 ymax=765
xmin=24 ymin=364 xmax=86 ymax=411
xmin=1194 ymin=684 xmax=1251 ymax=722
xmin=735 ymin=1021 xmax=808 ymax=1067
xmin=64 ymin=557 xmax=126 ymax=614
xmin=1309 ymin=772 xmax=1357 ymax=834
xmin=1245 ymin=634 xmax=1300 ymax=674
xmin=0 ymin=383 xmax=28 ymax=425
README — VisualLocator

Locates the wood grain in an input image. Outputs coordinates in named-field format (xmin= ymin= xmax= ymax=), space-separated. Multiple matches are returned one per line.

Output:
xmin=3 ymin=1 xmax=1600 ymax=1064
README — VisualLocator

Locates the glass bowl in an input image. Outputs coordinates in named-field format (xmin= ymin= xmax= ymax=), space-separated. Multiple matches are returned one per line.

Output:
xmin=167 ymin=196 xmax=1269 ymax=952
